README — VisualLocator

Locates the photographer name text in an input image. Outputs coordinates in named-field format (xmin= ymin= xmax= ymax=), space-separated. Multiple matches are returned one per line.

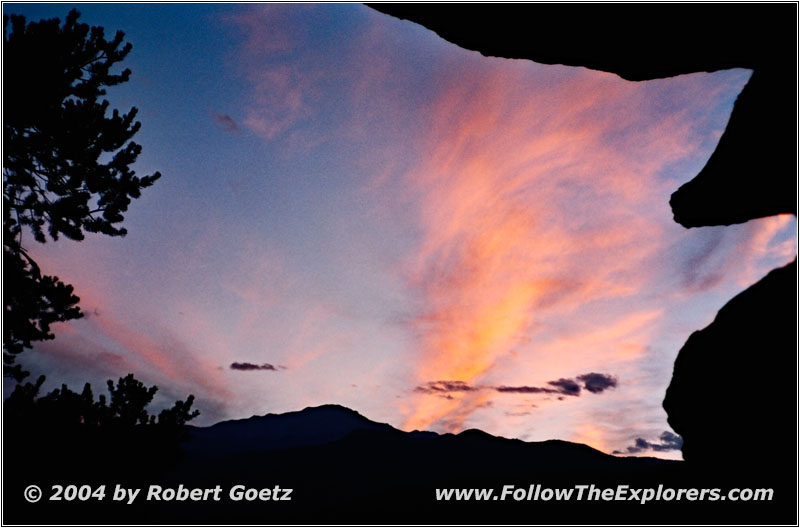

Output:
xmin=34 ymin=484 xmax=292 ymax=504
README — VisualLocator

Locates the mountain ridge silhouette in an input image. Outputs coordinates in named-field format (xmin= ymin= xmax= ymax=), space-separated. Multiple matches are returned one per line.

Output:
xmin=186 ymin=402 xmax=670 ymax=463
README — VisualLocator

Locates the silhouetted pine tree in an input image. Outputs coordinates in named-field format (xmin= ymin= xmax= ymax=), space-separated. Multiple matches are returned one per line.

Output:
xmin=3 ymin=10 xmax=161 ymax=379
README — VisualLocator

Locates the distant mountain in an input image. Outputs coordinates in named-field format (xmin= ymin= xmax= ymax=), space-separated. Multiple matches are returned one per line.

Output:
xmin=183 ymin=403 xmax=671 ymax=473
xmin=185 ymin=404 xmax=398 ymax=456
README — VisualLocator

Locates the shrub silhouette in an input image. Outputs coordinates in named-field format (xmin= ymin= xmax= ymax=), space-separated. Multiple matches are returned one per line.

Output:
xmin=5 ymin=373 xmax=199 ymax=473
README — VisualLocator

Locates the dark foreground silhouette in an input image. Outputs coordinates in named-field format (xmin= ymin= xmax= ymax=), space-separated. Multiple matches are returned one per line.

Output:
xmin=4 ymin=404 xmax=795 ymax=524
xmin=664 ymin=260 xmax=797 ymax=467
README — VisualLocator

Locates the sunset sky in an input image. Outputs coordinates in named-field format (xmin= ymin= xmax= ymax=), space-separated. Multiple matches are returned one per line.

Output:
xmin=5 ymin=3 xmax=796 ymax=459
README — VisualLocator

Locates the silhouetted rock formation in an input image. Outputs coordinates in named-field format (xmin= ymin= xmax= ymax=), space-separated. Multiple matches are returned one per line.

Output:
xmin=370 ymin=4 xmax=797 ymax=226
xmin=670 ymin=68 xmax=796 ymax=228
xmin=663 ymin=260 xmax=797 ymax=467
xmin=370 ymin=5 xmax=786 ymax=79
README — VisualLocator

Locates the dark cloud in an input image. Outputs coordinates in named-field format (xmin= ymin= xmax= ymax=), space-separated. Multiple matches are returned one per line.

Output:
xmin=415 ymin=380 xmax=476 ymax=394
xmin=82 ymin=307 xmax=101 ymax=320
xmin=613 ymin=431 xmax=683 ymax=455
xmin=495 ymin=385 xmax=559 ymax=394
xmin=651 ymin=431 xmax=683 ymax=451
xmin=495 ymin=372 xmax=617 ymax=397
xmin=230 ymin=362 xmax=278 ymax=371
xmin=577 ymin=372 xmax=618 ymax=393
xmin=417 ymin=372 xmax=618 ymax=400
xmin=548 ymin=378 xmax=581 ymax=396
xmin=213 ymin=113 xmax=241 ymax=133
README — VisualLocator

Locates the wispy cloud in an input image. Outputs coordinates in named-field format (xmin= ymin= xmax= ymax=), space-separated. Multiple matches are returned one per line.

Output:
xmin=213 ymin=113 xmax=241 ymax=134
xmin=225 ymin=5 xmax=320 ymax=141
xmin=393 ymin=61 xmax=754 ymax=433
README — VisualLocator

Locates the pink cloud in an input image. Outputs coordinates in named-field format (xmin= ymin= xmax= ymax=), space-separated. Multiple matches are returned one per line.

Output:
xmin=225 ymin=4 xmax=332 ymax=144
xmin=242 ymin=65 xmax=316 ymax=140
xmin=80 ymin=311 xmax=231 ymax=403
xmin=224 ymin=4 xmax=312 ymax=58
xmin=386 ymin=63 xmax=751 ymax=433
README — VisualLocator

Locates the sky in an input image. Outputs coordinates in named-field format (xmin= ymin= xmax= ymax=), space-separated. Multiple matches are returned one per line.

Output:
xmin=4 ymin=3 xmax=796 ymax=459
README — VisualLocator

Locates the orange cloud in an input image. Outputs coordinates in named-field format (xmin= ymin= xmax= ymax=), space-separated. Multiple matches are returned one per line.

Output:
xmin=735 ymin=214 xmax=797 ymax=286
xmin=396 ymin=64 xmax=748 ymax=432
xmin=87 ymin=314 xmax=231 ymax=402
xmin=25 ymin=243 xmax=232 ymax=407
xmin=571 ymin=422 xmax=614 ymax=454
